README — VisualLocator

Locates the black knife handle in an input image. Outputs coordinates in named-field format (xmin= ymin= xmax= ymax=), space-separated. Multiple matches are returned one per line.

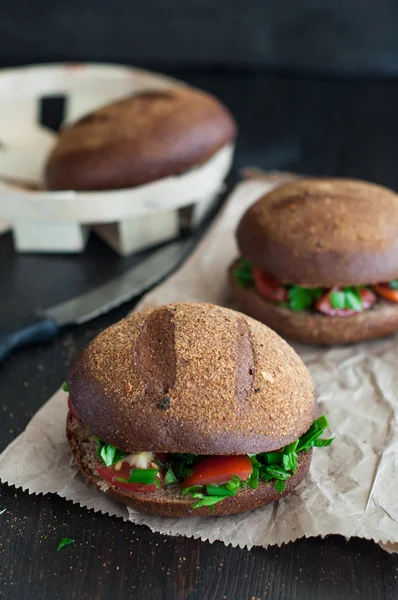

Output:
xmin=0 ymin=316 xmax=59 ymax=362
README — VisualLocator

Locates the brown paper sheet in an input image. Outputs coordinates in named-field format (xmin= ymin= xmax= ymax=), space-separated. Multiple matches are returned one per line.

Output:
xmin=1 ymin=175 xmax=397 ymax=550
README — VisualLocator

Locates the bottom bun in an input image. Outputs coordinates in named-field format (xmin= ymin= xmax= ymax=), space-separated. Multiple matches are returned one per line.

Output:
xmin=67 ymin=413 xmax=312 ymax=518
xmin=229 ymin=259 xmax=398 ymax=345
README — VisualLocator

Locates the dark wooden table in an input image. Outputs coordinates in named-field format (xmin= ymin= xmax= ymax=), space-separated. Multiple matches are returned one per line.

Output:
xmin=1 ymin=72 xmax=398 ymax=600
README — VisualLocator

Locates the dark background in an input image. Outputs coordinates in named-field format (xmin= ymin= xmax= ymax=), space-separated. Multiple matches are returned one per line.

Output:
xmin=1 ymin=1 xmax=398 ymax=75
xmin=2 ymin=3 xmax=398 ymax=600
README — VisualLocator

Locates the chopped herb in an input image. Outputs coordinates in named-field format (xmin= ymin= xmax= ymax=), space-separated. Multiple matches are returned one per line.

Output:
xmin=168 ymin=453 xmax=196 ymax=480
xmin=313 ymin=437 xmax=334 ymax=447
xmin=205 ymin=484 xmax=237 ymax=497
xmin=330 ymin=291 xmax=346 ymax=309
xmin=234 ymin=259 xmax=254 ymax=288
xmin=128 ymin=468 xmax=158 ymax=484
xmin=225 ymin=475 xmax=244 ymax=492
xmin=283 ymin=440 xmax=299 ymax=454
xmin=263 ymin=451 xmax=283 ymax=465
xmin=274 ymin=480 xmax=286 ymax=494
xmin=263 ymin=465 xmax=291 ymax=481
xmin=389 ymin=280 xmax=398 ymax=290
xmin=287 ymin=286 xmax=323 ymax=312
xmin=57 ymin=537 xmax=75 ymax=551
xmin=344 ymin=287 xmax=363 ymax=311
xmin=330 ymin=287 xmax=363 ymax=311
xmin=246 ymin=468 xmax=259 ymax=489
xmin=62 ymin=381 xmax=69 ymax=392
xmin=96 ymin=439 xmax=126 ymax=467
xmin=296 ymin=415 xmax=331 ymax=453
xmin=282 ymin=452 xmax=298 ymax=473
xmin=192 ymin=495 xmax=226 ymax=509
xmin=181 ymin=485 xmax=203 ymax=497
xmin=164 ymin=466 xmax=178 ymax=485
xmin=259 ymin=469 xmax=273 ymax=481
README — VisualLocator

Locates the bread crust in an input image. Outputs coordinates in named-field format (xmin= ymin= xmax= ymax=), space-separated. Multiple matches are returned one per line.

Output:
xmin=229 ymin=259 xmax=398 ymax=345
xmin=45 ymin=87 xmax=236 ymax=191
xmin=68 ymin=303 xmax=316 ymax=455
xmin=237 ymin=178 xmax=398 ymax=287
xmin=67 ymin=413 xmax=312 ymax=518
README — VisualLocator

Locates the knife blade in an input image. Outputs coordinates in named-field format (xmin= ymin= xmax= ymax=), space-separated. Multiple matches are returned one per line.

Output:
xmin=0 ymin=237 xmax=193 ymax=361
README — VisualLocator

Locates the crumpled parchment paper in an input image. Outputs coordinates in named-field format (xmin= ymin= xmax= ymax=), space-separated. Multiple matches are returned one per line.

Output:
xmin=1 ymin=174 xmax=397 ymax=551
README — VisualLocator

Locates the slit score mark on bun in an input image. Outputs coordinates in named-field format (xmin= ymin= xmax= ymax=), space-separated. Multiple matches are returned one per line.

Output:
xmin=234 ymin=318 xmax=255 ymax=404
xmin=133 ymin=307 xmax=177 ymax=403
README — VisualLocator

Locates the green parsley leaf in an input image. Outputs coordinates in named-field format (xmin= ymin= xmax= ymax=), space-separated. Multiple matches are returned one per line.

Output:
xmin=314 ymin=415 xmax=329 ymax=430
xmin=57 ymin=537 xmax=75 ymax=551
xmin=100 ymin=444 xmax=115 ymax=466
xmin=287 ymin=286 xmax=323 ymax=312
xmin=246 ymin=467 xmax=259 ymax=489
xmin=168 ymin=453 xmax=197 ymax=481
xmin=344 ymin=287 xmax=362 ymax=311
xmin=62 ymin=381 xmax=69 ymax=392
xmin=264 ymin=451 xmax=284 ymax=465
xmin=259 ymin=468 xmax=274 ymax=481
xmin=164 ymin=467 xmax=178 ymax=485
xmin=225 ymin=475 xmax=244 ymax=492
xmin=283 ymin=439 xmax=299 ymax=454
xmin=192 ymin=496 xmax=225 ymax=509
xmin=128 ymin=469 xmax=158 ymax=484
xmin=96 ymin=440 xmax=126 ymax=467
xmin=264 ymin=465 xmax=291 ymax=481
xmin=389 ymin=280 xmax=398 ymax=290
xmin=330 ymin=291 xmax=346 ymax=309
xmin=296 ymin=415 xmax=332 ymax=453
xmin=313 ymin=437 xmax=335 ymax=447
xmin=282 ymin=452 xmax=298 ymax=473
xmin=205 ymin=484 xmax=237 ymax=497
xmin=249 ymin=455 xmax=263 ymax=470
xmin=234 ymin=259 xmax=254 ymax=288
xmin=274 ymin=480 xmax=286 ymax=494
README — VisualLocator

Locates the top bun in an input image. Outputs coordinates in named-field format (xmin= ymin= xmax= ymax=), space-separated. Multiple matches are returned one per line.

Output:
xmin=68 ymin=303 xmax=315 ymax=455
xmin=237 ymin=178 xmax=398 ymax=287
xmin=45 ymin=87 xmax=236 ymax=191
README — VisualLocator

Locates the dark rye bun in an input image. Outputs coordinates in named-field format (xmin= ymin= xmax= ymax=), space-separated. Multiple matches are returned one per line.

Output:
xmin=237 ymin=178 xmax=398 ymax=287
xmin=45 ymin=87 xmax=236 ymax=191
xmin=229 ymin=260 xmax=398 ymax=345
xmin=68 ymin=303 xmax=316 ymax=455
xmin=67 ymin=413 xmax=312 ymax=517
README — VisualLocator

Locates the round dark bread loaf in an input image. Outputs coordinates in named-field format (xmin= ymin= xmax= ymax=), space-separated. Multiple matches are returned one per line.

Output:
xmin=229 ymin=260 xmax=398 ymax=345
xmin=45 ymin=87 xmax=236 ymax=191
xmin=237 ymin=178 xmax=398 ymax=287
xmin=67 ymin=413 xmax=312 ymax=517
xmin=68 ymin=303 xmax=316 ymax=455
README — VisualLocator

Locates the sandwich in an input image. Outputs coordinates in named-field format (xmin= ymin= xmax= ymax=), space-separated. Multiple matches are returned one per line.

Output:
xmin=65 ymin=303 xmax=332 ymax=517
xmin=45 ymin=87 xmax=236 ymax=191
xmin=230 ymin=178 xmax=398 ymax=345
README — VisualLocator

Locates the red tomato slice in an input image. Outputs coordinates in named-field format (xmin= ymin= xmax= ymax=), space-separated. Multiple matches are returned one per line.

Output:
xmin=252 ymin=268 xmax=288 ymax=302
xmin=68 ymin=396 xmax=79 ymax=420
xmin=316 ymin=288 xmax=376 ymax=317
xmin=183 ymin=455 xmax=253 ymax=488
xmin=373 ymin=284 xmax=398 ymax=304
xmin=97 ymin=461 xmax=161 ymax=493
